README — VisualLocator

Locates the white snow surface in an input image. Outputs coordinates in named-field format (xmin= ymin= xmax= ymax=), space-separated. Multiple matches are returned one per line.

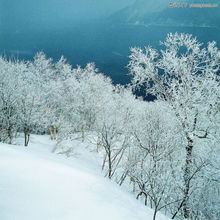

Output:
xmin=0 ymin=135 xmax=170 ymax=220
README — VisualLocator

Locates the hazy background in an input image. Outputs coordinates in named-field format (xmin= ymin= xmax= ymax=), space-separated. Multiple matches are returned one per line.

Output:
xmin=0 ymin=0 xmax=220 ymax=83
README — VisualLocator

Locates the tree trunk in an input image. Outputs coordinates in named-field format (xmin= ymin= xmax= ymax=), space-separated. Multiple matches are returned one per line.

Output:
xmin=119 ymin=171 xmax=128 ymax=186
xmin=49 ymin=126 xmax=53 ymax=140
xmin=183 ymin=137 xmax=193 ymax=219
xmin=153 ymin=208 xmax=158 ymax=220
xmin=49 ymin=126 xmax=57 ymax=140
xmin=81 ymin=127 xmax=85 ymax=142
xmin=102 ymin=153 xmax=107 ymax=171
xmin=24 ymin=128 xmax=30 ymax=146
xmin=53 ymin=127 xmax=57 ymax=140
xmin=7 ymin=127 xmax=13 ymax=144
xmin=171 ymin=199 xmax=185 ymax=219
xmin=108 ymin=149 xmax=112 ymax=179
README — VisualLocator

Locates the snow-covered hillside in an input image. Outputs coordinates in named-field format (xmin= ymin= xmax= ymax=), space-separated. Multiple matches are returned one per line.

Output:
xmin=0 ymin=135 xmax=170 ymax=220
xmin=110 ymin=0 xmax=220 ymax=27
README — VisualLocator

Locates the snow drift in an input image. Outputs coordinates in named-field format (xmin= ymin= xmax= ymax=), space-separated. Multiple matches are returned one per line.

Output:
xmin=0 ymin=135 xmax=170 ymax=220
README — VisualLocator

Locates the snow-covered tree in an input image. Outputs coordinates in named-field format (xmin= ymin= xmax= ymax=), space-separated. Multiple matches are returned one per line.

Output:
xmin=129 ymin=33 xmax=220 ymax=219
xmin=31 ymin=52 xmax=58 ymax=139
xmin=95 ymin=86 xmax=136 ymax=179
xmin=53 ymin=63 xmax=115 ymax=154
xmin=122 ymin=102 xmax=183 ymax=220
xmin=0 ymin=57 xmax=20 ymax=143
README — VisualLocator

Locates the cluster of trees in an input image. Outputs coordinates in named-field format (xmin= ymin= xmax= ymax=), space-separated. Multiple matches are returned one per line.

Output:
xmin=0 ymin=33 xmax=219 ymax=220
xmin=128 ymin=33 xmax=220 ymax=220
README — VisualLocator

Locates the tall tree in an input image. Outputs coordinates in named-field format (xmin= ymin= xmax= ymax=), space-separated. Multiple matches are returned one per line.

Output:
xmin=128 ymin=33 xmax=220 ymax=219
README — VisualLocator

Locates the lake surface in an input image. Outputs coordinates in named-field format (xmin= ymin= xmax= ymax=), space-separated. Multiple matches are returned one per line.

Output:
xmin=0 ymin=22 xmax=219 ymax=84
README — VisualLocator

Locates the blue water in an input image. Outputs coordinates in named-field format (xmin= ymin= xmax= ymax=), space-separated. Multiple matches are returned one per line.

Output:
xmin=0 ymin=22 xmax=219 ymax=84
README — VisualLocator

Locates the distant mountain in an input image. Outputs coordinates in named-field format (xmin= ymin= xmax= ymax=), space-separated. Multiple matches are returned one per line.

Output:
xmin=0 ymin=0 xmax=135 ymax=33
xmin=110 ymin=0 xmax=220 ymax=28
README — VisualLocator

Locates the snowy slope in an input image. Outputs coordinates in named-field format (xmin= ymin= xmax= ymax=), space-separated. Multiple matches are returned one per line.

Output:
xmin=110 ymin=0 xmax=220 ymax=28
xmin=0 ymin=135 xmax=170 ymax=220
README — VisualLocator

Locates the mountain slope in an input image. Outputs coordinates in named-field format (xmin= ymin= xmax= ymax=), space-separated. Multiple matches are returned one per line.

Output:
xmin=110 ymin=0 xmax=220 ymax=27
xmin=0 ymin=135 xmax=170 ymax=220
